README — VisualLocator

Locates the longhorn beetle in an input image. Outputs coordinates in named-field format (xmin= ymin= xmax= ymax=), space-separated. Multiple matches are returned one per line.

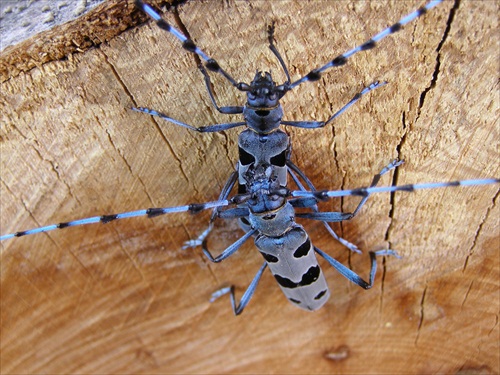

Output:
xmin=1 ymin=1 xmax=498 ymax=315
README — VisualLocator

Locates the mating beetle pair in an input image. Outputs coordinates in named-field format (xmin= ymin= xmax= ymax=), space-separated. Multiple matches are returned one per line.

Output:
xmin=2 ymin=0 xmax=498 ymax=315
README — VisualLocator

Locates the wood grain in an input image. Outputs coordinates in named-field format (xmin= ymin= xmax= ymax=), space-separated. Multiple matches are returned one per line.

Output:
xmin=1 ymin=0 xmax=498 ymax=373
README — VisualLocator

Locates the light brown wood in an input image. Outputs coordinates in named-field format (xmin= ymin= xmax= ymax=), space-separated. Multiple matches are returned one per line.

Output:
xmin=1 ymin=0 xmax=498 ymax=373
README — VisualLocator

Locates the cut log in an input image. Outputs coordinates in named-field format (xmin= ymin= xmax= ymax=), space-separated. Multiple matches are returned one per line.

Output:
xmin=1 ymin=1 xmax=498 ymax=373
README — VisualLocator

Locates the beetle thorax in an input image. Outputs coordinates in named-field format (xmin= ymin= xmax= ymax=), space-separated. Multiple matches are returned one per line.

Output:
xmin=244 ymin=165 xmax=294 ymax=237
xmin=249 ymin=202 xmax=295 ymax=238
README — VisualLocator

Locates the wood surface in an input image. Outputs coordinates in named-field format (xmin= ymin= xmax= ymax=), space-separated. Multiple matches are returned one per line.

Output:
xmin=1 ymin=0 xmax=498 ymax=373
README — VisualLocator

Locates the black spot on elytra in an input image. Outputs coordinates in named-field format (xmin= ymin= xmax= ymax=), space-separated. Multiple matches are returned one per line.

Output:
xmin=260 ymin=252 xmax=278 ymax=263
xmin=239 ymin=147 xmax=255 ymax=166
xmin=270 ymin=150 xmax=286 ymax=167
xmin=274 ymin=265 xmax=321 ymax=288
xmin=301 ymin=265 xmax=321 ymax=286
xmin=238 ymin=183 xmax=247 ymax=194
xmin=274 ymin=274 xmax=296 ymax=288
xmin=314 ymin=290 xmax=327 ymax=300
xmin=293 ymin=238 xmax=311 ymax=258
